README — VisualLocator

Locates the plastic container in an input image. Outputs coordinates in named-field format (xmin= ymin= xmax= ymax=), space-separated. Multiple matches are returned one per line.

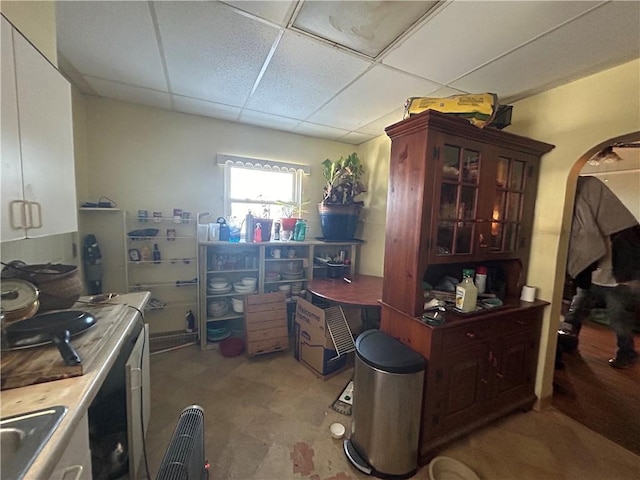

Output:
xmin=455 ymin=269 xmax=477 ymax=312
xmin=475 ymin=266 xmax=487 ymax=294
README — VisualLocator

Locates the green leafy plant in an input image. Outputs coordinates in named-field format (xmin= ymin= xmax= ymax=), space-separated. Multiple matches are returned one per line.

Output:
xmin=275 ymin=199 xmax=310 ymax=218
xmin=321 ymin=152 xmax=366 ymax=205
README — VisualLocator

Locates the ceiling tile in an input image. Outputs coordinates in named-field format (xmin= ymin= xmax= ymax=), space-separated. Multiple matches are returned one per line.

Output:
xmin=308 ymin=65 xmax=440 ymax=131
xmin=383 ymin=1 xmax=605 ymax=84
xmin=84 ymin=76 xmax=172 ymax=110
xmin=450 ymin=1 xmax=640 ymax=100
xmin=245 ymin=30 xmax=371 ymax=118
xmin=221 ymin=1 xmax=296 ymax=26
xmin=238 ymin=109 xmax=301 ymax=131
xmin=340 ymin=131 xmax=376 ymax=146
xmin=356 ymin=107 xmax=406 ymax=136
xmin=292 ymin=1 xmax=438 ymax=58
xmin=172 ymin=95 xmax=241 ymax=122
xmin=154 ymin=1 xmax=280 ymax=106
xmin=293 ymin=121 xmax=352 ymax=142
xmin=56 ymin=2 xmax=166 ymax=90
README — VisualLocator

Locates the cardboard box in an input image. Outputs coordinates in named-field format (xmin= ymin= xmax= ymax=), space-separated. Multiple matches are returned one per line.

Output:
xmin=294 ymin=298 xmax=350 ymax=379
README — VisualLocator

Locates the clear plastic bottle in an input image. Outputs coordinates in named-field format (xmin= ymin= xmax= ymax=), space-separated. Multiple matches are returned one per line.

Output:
xmin=455 ymin=269 xmax=478 ymax=312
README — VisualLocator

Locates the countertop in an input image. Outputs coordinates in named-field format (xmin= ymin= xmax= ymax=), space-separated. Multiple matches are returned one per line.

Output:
xmin=0 ymin=291 xmax=150 ymax=480
xmin=307 ymin=275 xmax=382 ymax=308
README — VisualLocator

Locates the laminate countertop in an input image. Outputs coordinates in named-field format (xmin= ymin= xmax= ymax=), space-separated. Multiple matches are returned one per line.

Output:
xmin=0 ymin=292 xmax=150 ymax=480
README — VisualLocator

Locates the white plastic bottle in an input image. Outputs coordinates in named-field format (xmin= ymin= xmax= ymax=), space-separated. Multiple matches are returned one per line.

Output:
xmin=456 ymin=269 xmax=478 ymax=312
xmin=475 ymin=266 xmax=487 ymax=294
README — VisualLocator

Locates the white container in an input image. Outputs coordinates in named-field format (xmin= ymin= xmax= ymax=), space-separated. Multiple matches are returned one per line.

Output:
xmin=231 ymin=297 xmax=244 ymax=313
xmin=241 ymin=277 xmax=257 ymax=287
xmin=208 ymin=223 xmax=220 ymax=241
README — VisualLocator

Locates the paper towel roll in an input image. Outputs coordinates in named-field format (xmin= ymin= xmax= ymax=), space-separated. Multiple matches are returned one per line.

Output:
xmin=520 ymin=285 xmax=536 ymax=302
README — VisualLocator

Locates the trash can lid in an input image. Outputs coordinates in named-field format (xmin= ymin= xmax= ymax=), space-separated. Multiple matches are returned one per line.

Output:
xmin=355 ymin=330 xmax=426 ymax=373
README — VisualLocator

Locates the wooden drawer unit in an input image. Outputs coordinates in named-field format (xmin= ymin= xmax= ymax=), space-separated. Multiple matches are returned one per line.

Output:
xmin=440 ymin=321 xmax=493 ymax=350
xmin=244 ymin=291 xmax=288 ymax=357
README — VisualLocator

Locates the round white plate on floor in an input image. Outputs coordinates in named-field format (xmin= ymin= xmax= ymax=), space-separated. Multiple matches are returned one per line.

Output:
xmin=428 ymin=456 xmax=480 ymax=480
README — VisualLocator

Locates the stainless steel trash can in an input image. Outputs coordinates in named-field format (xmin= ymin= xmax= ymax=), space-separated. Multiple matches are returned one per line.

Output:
xmin=344 ymin=330 xmax=425 ymax=479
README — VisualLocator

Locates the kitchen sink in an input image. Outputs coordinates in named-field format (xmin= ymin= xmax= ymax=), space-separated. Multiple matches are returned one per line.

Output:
xmin=0 ymin=406 xmax=67 ymax=479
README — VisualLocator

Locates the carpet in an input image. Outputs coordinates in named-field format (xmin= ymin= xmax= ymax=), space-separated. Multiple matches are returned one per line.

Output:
xmin=330 ymin=379 xmax=353 ymax=416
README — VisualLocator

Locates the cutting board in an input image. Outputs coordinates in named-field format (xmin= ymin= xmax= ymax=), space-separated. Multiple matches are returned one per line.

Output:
xmin=1 ymin=303 xmax=127 ymax=391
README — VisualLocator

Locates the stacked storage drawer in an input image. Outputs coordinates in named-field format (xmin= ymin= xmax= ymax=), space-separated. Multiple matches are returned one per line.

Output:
xmin=244 ymin=291 xmax=289 ymax=357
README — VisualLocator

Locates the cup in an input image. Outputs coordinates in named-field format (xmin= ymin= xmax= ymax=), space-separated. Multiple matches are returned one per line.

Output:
xmin=287 ymin=247 xmax=296 ymax=258
xmin=270 ymin=248 xmax=281 ymax=259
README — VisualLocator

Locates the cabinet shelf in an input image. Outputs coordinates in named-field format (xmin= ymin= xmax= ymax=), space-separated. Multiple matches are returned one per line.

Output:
xmin=130 ymin=281 xmax=197 ymax=289
xmin=207 ymin=313 xmax=243 ymax=322
xmin=144 ymin=300 xmax=198 ymax=311
xmin=128 ymin=258 xmax=197 ymax=266
xmin=198 ymin=239 xmax=362 ymax=350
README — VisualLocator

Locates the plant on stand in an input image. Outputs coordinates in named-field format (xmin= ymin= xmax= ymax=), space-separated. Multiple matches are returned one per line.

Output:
xmin=319 ymin=152 xmax=367 ymax=240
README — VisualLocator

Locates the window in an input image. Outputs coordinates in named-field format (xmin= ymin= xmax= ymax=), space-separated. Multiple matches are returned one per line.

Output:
xmin=217 ymin=155 xmax=308 ymax=233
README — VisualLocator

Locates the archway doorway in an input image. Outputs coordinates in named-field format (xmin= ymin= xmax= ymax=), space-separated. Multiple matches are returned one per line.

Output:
xmin=552 ymin=132 xmax=640 ymax=455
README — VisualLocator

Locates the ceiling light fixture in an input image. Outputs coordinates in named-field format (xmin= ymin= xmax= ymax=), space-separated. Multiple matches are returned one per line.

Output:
xmin=587 ymin=146 xmax=624 ymax=166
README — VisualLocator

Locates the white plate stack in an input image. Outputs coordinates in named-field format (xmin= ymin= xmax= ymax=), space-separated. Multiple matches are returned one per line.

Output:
xmin=208 ymin=277 xmax=231 ymax=295
xmin=281 ymin=269 xmax=304 ymax=280
xmin=208 ymin=299 xmax=229 ymax=318
xmin=233 ymin=282 xmax=255 ymax=294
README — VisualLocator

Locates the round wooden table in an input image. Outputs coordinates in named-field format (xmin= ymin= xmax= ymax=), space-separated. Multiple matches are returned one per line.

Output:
xmin=307 ymin=275 xmax=382 ymax=308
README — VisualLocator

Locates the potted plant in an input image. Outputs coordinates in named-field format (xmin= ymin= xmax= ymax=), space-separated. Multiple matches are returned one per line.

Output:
xmin=318 ymin=152 xmax=366 ymax=240
xmin=276 ymin=200 xmax=309 ymax=232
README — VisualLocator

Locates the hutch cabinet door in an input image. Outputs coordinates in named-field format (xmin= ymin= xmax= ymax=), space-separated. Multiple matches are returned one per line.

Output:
xmin=431 ymin=342 xmax=491 ymax=435
xmin=429 ymin=133 xmax=487 ymax=264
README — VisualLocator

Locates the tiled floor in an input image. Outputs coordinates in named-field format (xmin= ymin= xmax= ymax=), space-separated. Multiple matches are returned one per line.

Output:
xmin=143 ymin=344 xmax=640 ymax=480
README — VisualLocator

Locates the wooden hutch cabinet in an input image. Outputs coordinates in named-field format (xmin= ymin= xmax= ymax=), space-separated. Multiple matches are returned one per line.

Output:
xmin=380 ymin=110 xmax=554 ymax=463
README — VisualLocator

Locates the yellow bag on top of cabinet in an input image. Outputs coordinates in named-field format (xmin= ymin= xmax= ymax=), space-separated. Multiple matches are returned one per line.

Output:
xmin=404 ymin=93 xmax=498 ymax=128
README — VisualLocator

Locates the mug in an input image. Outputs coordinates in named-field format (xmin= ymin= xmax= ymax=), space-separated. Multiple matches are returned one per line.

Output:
xmin=270 ymin=248 xmax=281 ymax=259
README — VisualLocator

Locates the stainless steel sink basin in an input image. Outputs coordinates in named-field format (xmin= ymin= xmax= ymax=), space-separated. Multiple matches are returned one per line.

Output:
xmin=0 ymin=406 xmax=67 ymax=479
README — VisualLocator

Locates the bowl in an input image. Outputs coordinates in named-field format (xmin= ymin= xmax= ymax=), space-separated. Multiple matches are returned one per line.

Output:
xmin=428 ymin=456 xmax=480 ymax=480
xmin=241 ymin=277 xmax=257 ymax=287
xmin=278 ymin=284 xmax=291 ymax=292
xmin=329 ymin=422 xmax=345 ymax=439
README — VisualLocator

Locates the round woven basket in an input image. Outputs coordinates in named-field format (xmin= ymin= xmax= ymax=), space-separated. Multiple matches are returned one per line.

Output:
xmin=6 ymin=264 xmax=82 ymax=311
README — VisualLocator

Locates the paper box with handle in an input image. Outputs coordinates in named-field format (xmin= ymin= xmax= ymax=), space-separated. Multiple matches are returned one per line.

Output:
xmin=294 ymin=298 xmax=349 ymax=379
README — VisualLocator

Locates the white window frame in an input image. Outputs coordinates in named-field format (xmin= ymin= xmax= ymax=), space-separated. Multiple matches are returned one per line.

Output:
xmin=217 ymin=154 xmax=308 ymax=219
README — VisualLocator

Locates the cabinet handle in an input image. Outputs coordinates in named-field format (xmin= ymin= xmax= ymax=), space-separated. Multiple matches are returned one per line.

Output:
xmin=466 ymin=332 xmax=476 ymax=339
xmin=516 ymin=320 xmax=527 ymax=325
xmin=29 ymin=201 xmax=43 ymax=229
xmin=480 ymin=378 xmax=488 ymax=384
xmin=9 ymin=200 xmax=29 ymax=229
xmin=496 ymin=372 xmax=504 ymax=379
xmin=61 ymin=465 xmax=83 ymax=480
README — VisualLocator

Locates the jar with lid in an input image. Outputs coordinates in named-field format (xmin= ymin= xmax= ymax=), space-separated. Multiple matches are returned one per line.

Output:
xmin=455 ymin=269 xmax=477 ymax=312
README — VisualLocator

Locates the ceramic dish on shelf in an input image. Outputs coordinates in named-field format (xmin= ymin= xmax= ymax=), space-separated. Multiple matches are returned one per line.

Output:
xmin=241 ymin=277 xmax=257 ymax=287
xmin=207 ymin=327 xmax=231 ymax=342
xmin=208 ymin=277 xmax=229 ymax=289
xmin=233 ymin=282 xmax=255 ymax=293
xmin=208 ymin=284 xmax=232 ymax=295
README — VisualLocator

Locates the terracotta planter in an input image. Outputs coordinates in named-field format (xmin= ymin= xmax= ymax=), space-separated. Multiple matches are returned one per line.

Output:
xmin=280 ymin=217 xmax=299 ymax=232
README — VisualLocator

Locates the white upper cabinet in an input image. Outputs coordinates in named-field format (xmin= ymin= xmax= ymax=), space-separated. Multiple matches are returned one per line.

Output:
xmin=1 ymin=16 xmax=77 ymax=241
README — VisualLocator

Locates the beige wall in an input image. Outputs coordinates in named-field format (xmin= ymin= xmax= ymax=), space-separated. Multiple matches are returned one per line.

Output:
xmin=508 ymin=59 xmax=640 ymax=405
xmin=1 ymin=1 xmax=56 ymax=65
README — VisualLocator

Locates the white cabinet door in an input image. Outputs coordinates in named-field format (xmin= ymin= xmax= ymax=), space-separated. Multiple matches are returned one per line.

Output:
xmin=1 ymin=17 xmax=26 ymax=242
xmin=126 ymin=324 xmax=150 ymax=480
xmin=13 ymin=30 xmax=77 ymax=238
xmin=49 ymin=412 xmax=92 ymax=480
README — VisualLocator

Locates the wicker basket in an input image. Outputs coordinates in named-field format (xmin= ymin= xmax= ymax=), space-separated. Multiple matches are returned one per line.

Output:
xmin=5 ymin=264 xmax=82 ymax=311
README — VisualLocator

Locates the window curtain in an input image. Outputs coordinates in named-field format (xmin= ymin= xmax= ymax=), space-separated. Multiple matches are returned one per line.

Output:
xmin=216 ymin=154 xmax=310 ymax=175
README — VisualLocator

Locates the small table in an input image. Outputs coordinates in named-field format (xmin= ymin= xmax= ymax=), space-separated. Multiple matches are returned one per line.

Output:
xmin=307 ymin=275 xmax=383 ymax=330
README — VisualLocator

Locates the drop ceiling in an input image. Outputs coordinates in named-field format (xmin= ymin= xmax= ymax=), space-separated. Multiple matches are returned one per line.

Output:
xmin=55 ymin=1 xmax=640 ymax=145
